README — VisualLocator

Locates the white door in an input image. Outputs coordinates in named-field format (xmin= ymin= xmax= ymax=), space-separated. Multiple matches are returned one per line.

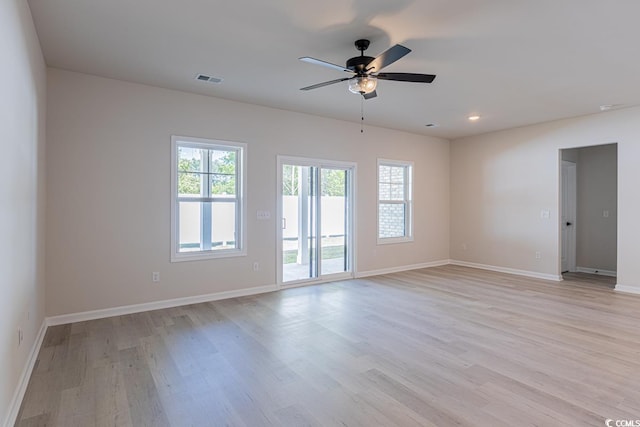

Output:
xmin=561 ymin=160 xmax=577 ymax=272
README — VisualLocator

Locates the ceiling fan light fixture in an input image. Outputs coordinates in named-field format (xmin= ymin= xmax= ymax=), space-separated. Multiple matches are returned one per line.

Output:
xmin=348 ymin=75 xmax=377 ymax=95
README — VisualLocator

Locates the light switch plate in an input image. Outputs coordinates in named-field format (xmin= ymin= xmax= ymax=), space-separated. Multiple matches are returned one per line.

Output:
xmin=257 ymin=210 xmax=271 ymax=220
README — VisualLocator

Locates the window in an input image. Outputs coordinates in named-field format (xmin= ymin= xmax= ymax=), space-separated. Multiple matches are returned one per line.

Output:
xmin=171 ymin=136 xmax=246 ymax=261
xmin=377 ymin=159 xmax=413 ymax=244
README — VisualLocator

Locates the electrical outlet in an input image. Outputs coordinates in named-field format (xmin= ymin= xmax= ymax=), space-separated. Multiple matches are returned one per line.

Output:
xmin=152 ymin=272 xmax=160 ymax=282
xmin=535 ymin=251 xmax=541 ymax=259
xmin=253 ymin=262 xmax=260 ymax=271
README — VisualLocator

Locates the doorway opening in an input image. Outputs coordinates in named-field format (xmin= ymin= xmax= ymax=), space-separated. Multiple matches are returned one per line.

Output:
xmin=560 ymin=144 xmax=617 ymax=282
xmin=277 ymin=156 xmax=356 ymax=287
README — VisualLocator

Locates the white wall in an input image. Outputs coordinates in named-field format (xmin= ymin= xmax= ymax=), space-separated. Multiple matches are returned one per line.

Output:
xmin=46 ymin=69 xmax=450 ymax=316
xmin=0 ymin=0 xmax=47 ymax=424
xmin=450 ymin=107 xmax=640 ymax=291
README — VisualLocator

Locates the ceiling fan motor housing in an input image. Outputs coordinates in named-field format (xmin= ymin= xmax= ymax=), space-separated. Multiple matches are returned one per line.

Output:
xmin=346 ymin=56 xmax=375 ymax=73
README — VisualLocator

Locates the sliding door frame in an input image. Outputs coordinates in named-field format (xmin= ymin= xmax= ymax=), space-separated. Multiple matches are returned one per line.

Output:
xmin=276 ymin=155 xmax=357 ymax=288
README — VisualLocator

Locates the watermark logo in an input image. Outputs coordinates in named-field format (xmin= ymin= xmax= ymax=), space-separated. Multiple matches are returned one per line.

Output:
xmin=606 ymin=420 xmax=640 ymax=427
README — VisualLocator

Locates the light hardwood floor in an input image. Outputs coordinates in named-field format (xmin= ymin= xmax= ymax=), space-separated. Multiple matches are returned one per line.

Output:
xmin=15 ymin=266 xmax=640 ymax=426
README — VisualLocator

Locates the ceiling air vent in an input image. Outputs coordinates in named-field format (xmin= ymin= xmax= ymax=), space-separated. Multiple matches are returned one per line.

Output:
xmin=195 ymin=74 xmax=223 ymax=84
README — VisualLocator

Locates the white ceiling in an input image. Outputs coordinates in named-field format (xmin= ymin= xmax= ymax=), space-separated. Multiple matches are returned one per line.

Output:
xmin=27 ymin=0 xmax=640 ymax=139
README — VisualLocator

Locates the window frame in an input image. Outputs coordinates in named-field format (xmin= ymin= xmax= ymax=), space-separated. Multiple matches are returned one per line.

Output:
xmin=377 ymin=158 xmax=414 ymax=245
xmin=170 ymin=135 xmax=247 ymax=262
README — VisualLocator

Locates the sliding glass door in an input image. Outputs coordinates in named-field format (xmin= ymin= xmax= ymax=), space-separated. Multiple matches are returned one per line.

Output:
xmin=320 ymin=168 xmax=349 ymax=276
xmin=278 ymin=157 xmax=354 ymax=285
xmin=281 ymin=164 xmax=318 ymax=282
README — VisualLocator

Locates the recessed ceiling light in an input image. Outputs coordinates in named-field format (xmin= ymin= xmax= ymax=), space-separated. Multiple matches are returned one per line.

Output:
xmin=468 ymin=115 xmax=480 ymax=121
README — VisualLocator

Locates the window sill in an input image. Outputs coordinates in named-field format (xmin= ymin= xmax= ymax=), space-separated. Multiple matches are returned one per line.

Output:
xmin=171 ymin=248 xmax=247 ymax=263
xmin=377 ymin=236 xmax=414 ymax=245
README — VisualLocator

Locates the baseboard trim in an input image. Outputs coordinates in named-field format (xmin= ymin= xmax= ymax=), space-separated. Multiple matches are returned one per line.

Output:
xmin=3 ymin=319 xmax=47 ymax=427
xmin=576 ymin=266 xmax=617 ymax=277
xmin=615 ymin=284 xmax=640 ymax=295
xmin=46 ymin=284 xmax=279 ymax=326
xmin=449 ymin=260 xmax=563 ymax=282
xmin=355 ymin=259 xmax=450 ymax=278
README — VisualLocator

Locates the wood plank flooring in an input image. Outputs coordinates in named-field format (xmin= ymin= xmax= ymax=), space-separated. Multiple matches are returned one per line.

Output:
xmin=15 ymin=266 xmax=640 ymax=426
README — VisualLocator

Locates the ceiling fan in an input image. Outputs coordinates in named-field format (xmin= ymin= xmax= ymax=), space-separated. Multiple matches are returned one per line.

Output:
xmin=299 ymin=39 xmax=436 ymax=100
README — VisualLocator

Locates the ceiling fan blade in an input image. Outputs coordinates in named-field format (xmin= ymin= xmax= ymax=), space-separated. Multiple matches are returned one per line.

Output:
xmin=365 ymin=44 xmax=411 ymax=72
xmin=376 ymin=72 xmax=436 ymax=83
xmin=300 ymin=77 xmax=350 ymax=91
xmin=363 ymin=90 xmax=377 ymax=100
xmin=299 ymin=57 xmax=352 ymax=73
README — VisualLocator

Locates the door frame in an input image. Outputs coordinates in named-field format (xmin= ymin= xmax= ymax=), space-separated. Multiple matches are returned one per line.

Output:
xmin=276 ymin=155 xmax=357 ymax=288
xmin=560 ymin=160 xmax=577 ymax=273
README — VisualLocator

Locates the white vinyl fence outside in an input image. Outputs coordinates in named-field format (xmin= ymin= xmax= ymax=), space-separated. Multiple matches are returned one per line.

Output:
xmin=179 ymin=202 xmax=236 ymax=247
xmin=282 ymin=196 xmax=346 ymax=239
xmin=178 ymin=196 xmax=346 ymax=249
